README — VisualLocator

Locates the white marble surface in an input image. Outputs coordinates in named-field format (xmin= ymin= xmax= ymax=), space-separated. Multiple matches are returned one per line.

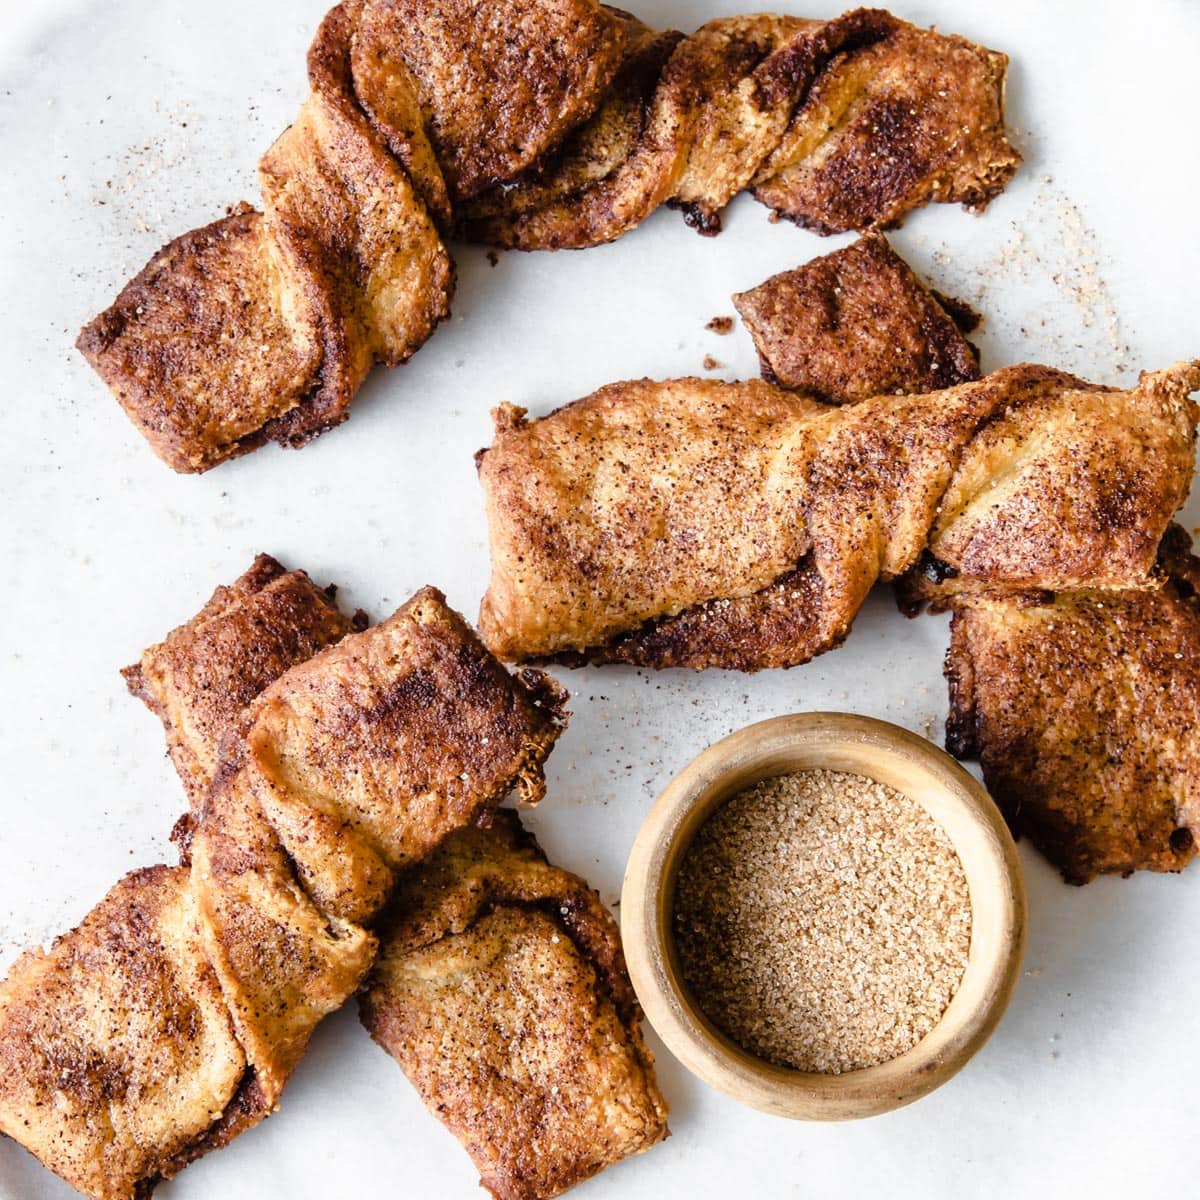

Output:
xmin=1 ymin=1 xmax=1198 ymax=1197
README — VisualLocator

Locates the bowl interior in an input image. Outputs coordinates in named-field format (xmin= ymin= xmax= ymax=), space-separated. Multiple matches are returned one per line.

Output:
xmin=623 ymin=713 xmax=1026 ymax=1121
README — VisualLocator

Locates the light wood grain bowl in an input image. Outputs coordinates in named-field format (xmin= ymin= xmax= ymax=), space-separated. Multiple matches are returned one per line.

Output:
xmin=621 ymin=712 xmax=1026 ymax=1120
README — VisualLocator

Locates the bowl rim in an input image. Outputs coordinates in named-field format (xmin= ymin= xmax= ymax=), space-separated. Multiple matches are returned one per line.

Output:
xmin=620 ymin=711 xmax=1027 ymax=1121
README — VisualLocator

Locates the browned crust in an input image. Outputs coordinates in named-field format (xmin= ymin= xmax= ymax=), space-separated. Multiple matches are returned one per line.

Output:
xmin=237 ymin=585 xmax=571 ymax=878
xmin=182 ymin=584 xmax=568 ymax=1134
xmin=752 ymin=12 xmax=1020 ymax=233
xmin=456 ymin=17 xmax=686 ymax=247
xmin=362 ymin=812 xmax=668 ymax=1200
xmin=152 ymin=1068 xmax=273 ymax=1187
xmin=733 ymin=232 xmax=981 ymax=403
xmin=545 ymin=559 xmax=846 ymax=671
xmin=78 ymin=1 xmax=453 ymax=475
xmin=1 ymin=577 xmax=569 ymax=1198
xmin=76 ymin=206 xmax=332 ymax=473
xmin=664 ymin=13 xmax=826 ymax=234
xmin=945 ymin=526 xmax=1200 ymax=884
xmin=478 ymin=364 xmax=1199 ymax=671
xmin=460 ymin=7 xmax=1020 ymax=249
xmin=0 ymin=867 xmax=246 ymax=1200
xmin=349 ymin=0 xmax=454 ymax=227
xmin=122 ymin=554 xmax=359 ymax=813
xmin=898 ymin=362 xmax=1200 ymax=612
xmin=274 ymin=0 xmax=455 ymax=375
xmin=351 ymin=0 xmax=629 ymax=201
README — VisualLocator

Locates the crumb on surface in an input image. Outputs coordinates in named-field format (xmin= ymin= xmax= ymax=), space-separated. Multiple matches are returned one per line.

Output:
xmin=706 ymin=316 xmax=734 ymax=335
xmin=702 ymin=355 xmax=722 ymax=371
xmin=673 ymin=769 xmax=971 ymax=1074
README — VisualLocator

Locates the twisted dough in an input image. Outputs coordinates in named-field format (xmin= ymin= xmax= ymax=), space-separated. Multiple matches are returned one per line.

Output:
xmin=476 ymin=363 xmax=1200 ymax=670
xmin=459 ymin=6 xmax=1018 ymax=246
xmin=77 ymin=1 xmax=1018 ymax=472
xmin=0 ymin=582 xmax=565 ymax=1200
xmin=123 ymin=557 xmax=662 ymax=1200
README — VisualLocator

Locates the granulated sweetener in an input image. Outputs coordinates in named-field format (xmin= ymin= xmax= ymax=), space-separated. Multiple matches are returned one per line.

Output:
xmin=673 ymin=768 xmax=971 ymax=1074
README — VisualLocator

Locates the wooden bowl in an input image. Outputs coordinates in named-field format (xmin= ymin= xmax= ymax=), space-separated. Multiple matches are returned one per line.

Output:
xmin=621 ymin=712 xmax=1026 ymax=1120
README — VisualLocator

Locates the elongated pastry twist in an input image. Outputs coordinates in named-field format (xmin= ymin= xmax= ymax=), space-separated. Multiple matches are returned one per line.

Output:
xmin=459 ymin=6 xmax=1018 ymax=246
xmin=125 ymin=559 xmax=665 ymax=1198
xmin=131 ymin=557 xmax=664 ymax=1199
xmin=77 ymin=1 xmax=1019 ymax=472
xmin=0 ymin=578 xmax=566 ymax=1200
xmin=475 ymin=362 xmax=1200 ymax=670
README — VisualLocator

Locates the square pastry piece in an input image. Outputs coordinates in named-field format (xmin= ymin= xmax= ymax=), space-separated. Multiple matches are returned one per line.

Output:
xmin=123 ymin=553 xmax=361 ymax=813
xmin=733 ymin=232 xmax=980 ymax=403
xmin=945 ymin=526 xmax=1200 ymax=883
xmin=76 ymin=206 xmax=333 ymax=473
xmin=362 ymin=811 xmax=668 ymax=1200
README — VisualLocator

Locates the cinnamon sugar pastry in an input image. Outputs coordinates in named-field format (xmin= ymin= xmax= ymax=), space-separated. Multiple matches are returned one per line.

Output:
xmin=122 ymin=556 xmax=663 ymax=1198
xmin=78 ymin=1 xmax=1019 ymax=472
xmin=363 ymin=813 xmax=668 ymax=1200
xmin=476 ymin=363 xmax=1200 ymax=670
xmin=944 ymin=524 xmax=1200 ymax=884
xmin=78 ymin=2 xmax=454 ymax=473
xmin=462 ymin=6 xmax=1018 ymax=246
xmin=122 ymin=553 xmax=364 ymax=813
xmin=733 ymin=233 xmax=981 ymax=403
xmin=0 ymin=583 xmax=565 ymax=1199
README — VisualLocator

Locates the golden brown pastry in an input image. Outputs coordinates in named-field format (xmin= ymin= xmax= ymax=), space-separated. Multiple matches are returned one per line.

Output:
xmin=362 ymin=812 xmax=669 ymax=1200
xmin=78 ymin=3 xmax=453 ymax=473
xmin=122 ymin=553 xmax=362 ymax=813
xmin=79 ymin=2 xmax=1019 ymax=471
xmin=0 ymin=585 xmax=566 ymax=1200
xmin=896 ymin=362 xmax=1200 ymax=613
xmin=0 ymin=867 xmax=244 ymax=1200
xmin=462 ymin=7 xmax=1019 ymax=246
xmin=124 ymin=552 xmax=665 ymax=1197
xmin=477 ymin=364 xmax=1199 ymax=670
xmin=352 ymin=0 xmax=629 ymax=204
xmin=76 ymin=205 xmax=328 ymax=473
xmin=945 ymin=526 xmax=1200 ymax=884
xmin=748 ymin=10 xmax=1017 ymax=235
xmin=733 ymin=232 xmax=981 ymax=402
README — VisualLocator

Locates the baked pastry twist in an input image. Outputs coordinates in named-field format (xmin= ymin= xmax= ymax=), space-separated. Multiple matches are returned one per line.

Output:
xmin=476 ymin=363 xmax=1200 ymax=670
xmin=0 ymin=579 xmax=565 ymax=1200
xmin=459 ymin=5 xmax=1018 ymax=246
xmin=77 ymin=2 xmax=454 ymax=473
xmin=128 ymin=557 xmax=663 ymax=1199
xmin=77 ymin=1 xmax=1019 ymax=472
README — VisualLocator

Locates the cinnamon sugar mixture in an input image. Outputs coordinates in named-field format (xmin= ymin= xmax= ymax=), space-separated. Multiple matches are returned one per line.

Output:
xmin=673 ymin=769 xmax=971 ymax=1073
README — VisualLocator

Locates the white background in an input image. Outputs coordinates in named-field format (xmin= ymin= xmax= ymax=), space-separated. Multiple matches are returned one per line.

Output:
xmin=1 ymin=2 xmax=1198 ymax=1197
